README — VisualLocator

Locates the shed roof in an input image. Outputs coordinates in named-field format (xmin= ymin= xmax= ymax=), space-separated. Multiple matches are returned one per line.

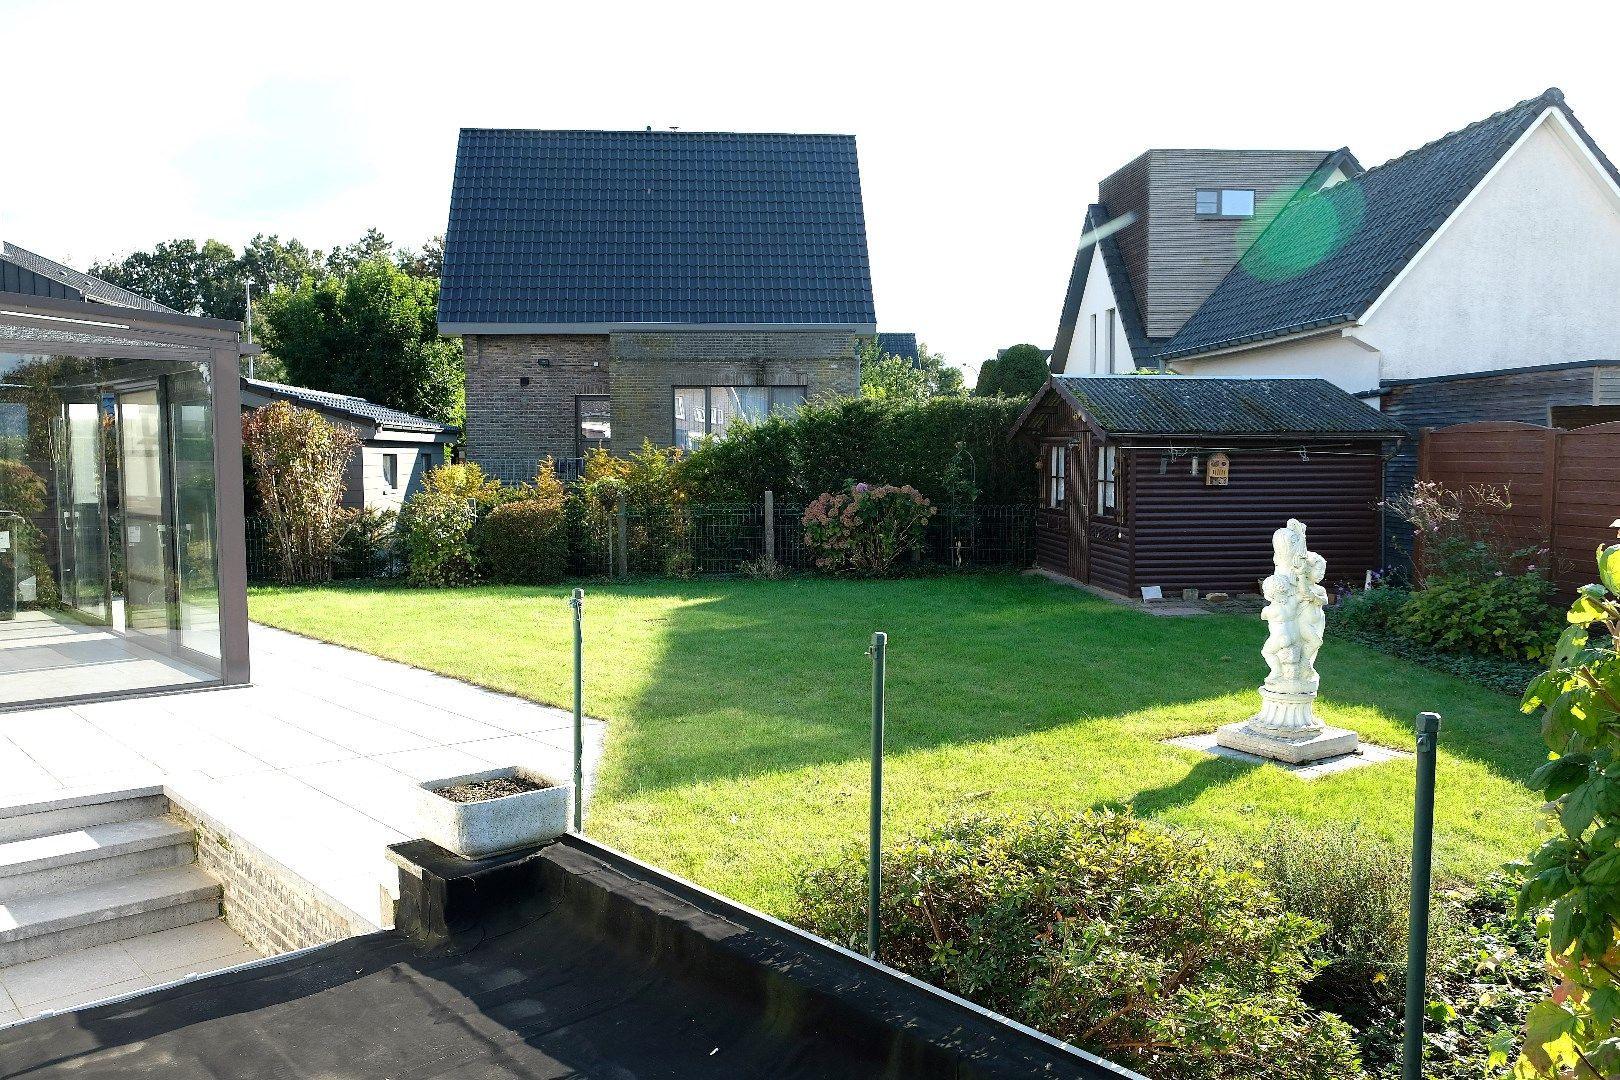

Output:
xmin=1161 ymin=88 xmax=1616 ymax=360
xmin=1 ymin=243 xmax=180 ymax=313
xmin=242 ymin=378 xmax=457 ymax=435
xmin=439 ymin=129 xmax=876 ymax=331
xmin=1042 ymin=376 xmax=1407 ymax=438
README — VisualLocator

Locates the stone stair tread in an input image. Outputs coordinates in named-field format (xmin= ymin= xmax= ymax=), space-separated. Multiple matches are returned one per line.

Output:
xmin=0 ymin=818 xmax=192 ymax=879
xmin=0 ymin=865 xmax=219 ymax=944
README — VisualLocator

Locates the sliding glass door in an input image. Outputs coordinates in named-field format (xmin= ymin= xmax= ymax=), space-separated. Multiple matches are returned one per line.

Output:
xmin=117 ymin=387 xmax=173 ymax=646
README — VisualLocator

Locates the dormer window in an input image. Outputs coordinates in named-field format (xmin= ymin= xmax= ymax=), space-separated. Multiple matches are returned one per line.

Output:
xmin=1195 ymin=189 xmax=1255 ymax=217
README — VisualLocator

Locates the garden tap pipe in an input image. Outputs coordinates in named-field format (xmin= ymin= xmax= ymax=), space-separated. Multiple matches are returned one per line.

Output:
xmin=1403 ymin=712 xmax=1442 ymax=1080
xmin=571 ymin=588 xmax=585 ymax=833
xmin=867 ymin=631 xmax=887 ymax=960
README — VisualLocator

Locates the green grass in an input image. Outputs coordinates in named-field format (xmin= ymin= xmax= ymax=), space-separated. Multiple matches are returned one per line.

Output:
xmin=249 ymin=574 xmax=1545 ymax=913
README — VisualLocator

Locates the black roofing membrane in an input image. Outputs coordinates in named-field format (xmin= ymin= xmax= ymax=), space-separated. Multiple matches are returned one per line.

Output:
xmin=0 ymin=836 xmax=1132 ymax=1079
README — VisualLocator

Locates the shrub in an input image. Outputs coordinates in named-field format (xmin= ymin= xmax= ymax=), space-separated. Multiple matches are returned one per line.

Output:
xmin=803 ymin=483 xmax=934 ymax=573
xmin=398 ymin=488 xmax=479 ymax=587
xmin=1249 ymin=822 xmax=1409 ymax=1027
xmin=334 ymin=506 xmax=398 ymax=579
xmin=792 ymin=812 xmax=1365 ymax=1080
xmin=1385 ymin=480 xmax=1541 ymax=585
xmin=1397 ymin=571 xmax=1558 ymax=661
xmin=241 ymin=401 xmax=358 ymax=583
xmin=1332 ymin=585 xmax=1412 ymax=637
xmin=474 ymin=462 xmax=568 ymax=585
xmin=579 ymin=443 xmax=692 ymax=575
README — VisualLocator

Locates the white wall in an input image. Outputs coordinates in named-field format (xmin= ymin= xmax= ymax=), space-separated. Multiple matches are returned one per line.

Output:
xmin=1058 ymin=244 xmax=1135 ymax=374
xmin=1175 ymin=331 xmax=1381 ymax=393
xmin=1362 ymin=114 xmax=1620 ymax=380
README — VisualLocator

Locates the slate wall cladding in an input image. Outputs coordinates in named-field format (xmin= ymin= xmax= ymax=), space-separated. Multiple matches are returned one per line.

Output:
xmin=463 ymin=334 xmax=611 ymax=466
xmin=608 ymin=330 xmax=858 ymax=451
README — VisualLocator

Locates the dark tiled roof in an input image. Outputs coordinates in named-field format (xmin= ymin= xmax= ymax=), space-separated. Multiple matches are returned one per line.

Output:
xmin=876 ymin=332 xmax=919 ymax=363
xmin=1054 ymin=376 xmax=1407 ymax=436
xmin=1162 ymin=89 xmax=1612 ymax=360
xmin=1 ymin=242 xmax=179 ymax=313
xmin=439 ymin=129 xmax=876 ymax=329
xmin=242 ymin=378 xmax=456 ymax=434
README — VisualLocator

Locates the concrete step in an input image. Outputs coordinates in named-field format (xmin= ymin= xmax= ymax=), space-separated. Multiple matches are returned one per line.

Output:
xmin=0 ymin=864 xmax=221 ymax=967
xmin=0 ymin=787 xmax=167 ymax=845
xmin=0 ymin=817 xmax=196 ymax=902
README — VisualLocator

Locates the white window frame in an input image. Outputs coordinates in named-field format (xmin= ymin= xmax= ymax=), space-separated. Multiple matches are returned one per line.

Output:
xmin=1095 ymin=444 xmax=1118 ymax=516
xmin=381 ymin=452 xmax=399 ymax=491
xmin=1047 ymin=444 xmax=1067 ymax=509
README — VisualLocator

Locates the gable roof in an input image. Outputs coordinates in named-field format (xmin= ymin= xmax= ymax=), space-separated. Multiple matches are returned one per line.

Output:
xmin=0 ymin=243 xmax=179 ymax=313
xmin=439 ymin=129 xmax=876 ymax=333
xmin=1049 ymin=205 xmax=1156 ymax=372
xmin=1028 ymin=376 xmax=1407 ymax=438
xmin=242 ymin=378 xmax=457 ymax=435
xmin=1161 ymin=89 xmax=1618 ymax=361
xmin=876 ymin=332 xmax=919 ymax=364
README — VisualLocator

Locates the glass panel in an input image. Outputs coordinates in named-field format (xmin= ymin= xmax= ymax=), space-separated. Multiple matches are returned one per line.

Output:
xmin=168 ymin=369 xmax=221 ymax=660
xmin=66 ymin=402 xmax=109 ymax=622
xmin=769 ymin=386 xmax=807 ymax=414
xmin=709 ymin=386 xmax=768 ymax=438
xmin=1220 ymin=189 xmax=1255 ymax=216
xmin=119 ymin=389 xmax=170 ymax=637
xmin=673 ymin=387 xmax=706 ymax=450
xmin=1195 ymin=190 xmax=1219 ymax=214
xmin=577 ymin=395 xmax=611 ymax=456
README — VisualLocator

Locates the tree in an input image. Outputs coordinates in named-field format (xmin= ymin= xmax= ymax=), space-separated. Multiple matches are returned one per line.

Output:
xmin=258 ymin=257 xmax=463 ymax=425
xmin=241 ymin=402 xmax=358 ymax=584
xmin=91 ymin=239 xmax=236 ymax=317
xmin=917 ymin=342 xmax=966 ymax=397
xmin=325 ymin=228 xmax=395 ymax=277
xmin=859 ymin=338 xmax=966 ymax=403
xmin=974 ymin=344 xmax=1049 ymax=399
xmin=396 ymin=235 xmax=444 ymax=281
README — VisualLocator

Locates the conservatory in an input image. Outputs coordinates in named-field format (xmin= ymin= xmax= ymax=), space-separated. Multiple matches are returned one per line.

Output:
xmin=0 ymin=293 xmax=250 ymax=708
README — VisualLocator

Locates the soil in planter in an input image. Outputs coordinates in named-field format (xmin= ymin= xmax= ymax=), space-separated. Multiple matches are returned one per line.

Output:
xmin=434 ymin=776 xmax=552 ymax=802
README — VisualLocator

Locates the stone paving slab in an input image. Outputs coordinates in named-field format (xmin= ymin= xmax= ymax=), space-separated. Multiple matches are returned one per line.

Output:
xmin=0 ymin=624 xmax=607 ymax=931
xmin=1165 ymin=731 xmax=1410 ymax=779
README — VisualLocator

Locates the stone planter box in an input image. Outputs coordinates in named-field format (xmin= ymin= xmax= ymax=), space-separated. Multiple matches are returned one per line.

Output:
xmin=415 ymin=765 xmax=572 ymax=859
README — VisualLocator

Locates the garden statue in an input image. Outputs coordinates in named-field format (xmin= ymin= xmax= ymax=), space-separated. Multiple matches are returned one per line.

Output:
xmin=1215 ymin=519 xmax=1359 ymax=765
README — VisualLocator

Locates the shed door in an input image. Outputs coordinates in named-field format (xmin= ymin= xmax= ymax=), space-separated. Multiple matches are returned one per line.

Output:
xmin=1033 ymin=443 xmax=1071 ymax=575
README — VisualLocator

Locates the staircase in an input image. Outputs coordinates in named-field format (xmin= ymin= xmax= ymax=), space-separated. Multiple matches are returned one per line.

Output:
xmin=0 ymin=789 xmax=222 ymax=968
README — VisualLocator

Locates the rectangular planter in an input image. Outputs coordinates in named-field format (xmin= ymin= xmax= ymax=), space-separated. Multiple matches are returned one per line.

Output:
xmin=415 ymin=766 xmax=572 ymax=859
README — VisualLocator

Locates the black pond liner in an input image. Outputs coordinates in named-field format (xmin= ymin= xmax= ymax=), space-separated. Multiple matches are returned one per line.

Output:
xmin=0 ymin=834 xmax=1142 ymax=1079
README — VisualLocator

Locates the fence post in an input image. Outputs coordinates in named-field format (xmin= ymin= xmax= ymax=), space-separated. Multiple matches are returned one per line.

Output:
xmin=1403 ymin=711 xmax=1442 ymax=1080
xmin=866 ymin=630 xmax=887 ymax=960
xmin=764 ymin=490 xmax=775 ymax=561
xmin=615 ymin=495 xmax=629 ymax=579
xmin=570 ymin=588 xmax=585 ymax=833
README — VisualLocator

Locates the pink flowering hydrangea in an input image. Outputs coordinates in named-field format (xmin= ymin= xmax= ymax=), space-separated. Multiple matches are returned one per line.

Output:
xmin=802 ymin=481 xmax=935 ymax=573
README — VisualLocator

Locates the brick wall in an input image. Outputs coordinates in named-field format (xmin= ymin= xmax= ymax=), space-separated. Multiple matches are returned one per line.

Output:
xmin=463 ymin=334 xmax=610 ymax=467
xmin=168 ymin=799 xmax=380 ymax=955
xmin=608 ymin=330 xmax=858 ymax=450
xmin=463 ymin=330 xmax=859 ymax=465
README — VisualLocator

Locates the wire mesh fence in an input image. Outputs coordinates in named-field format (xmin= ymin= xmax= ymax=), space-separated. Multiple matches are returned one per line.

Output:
xmin=246 ymin=499 xmax=1034 ymax=584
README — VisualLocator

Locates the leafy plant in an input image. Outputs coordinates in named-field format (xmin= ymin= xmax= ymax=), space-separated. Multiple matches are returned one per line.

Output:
xmin=792 ymin=811 xmax=1365 ymax=1080
xmin=397 ymin=488 xmax=479 ymax=587
xmin=1386 ymin=481 xmax=1542 ymax=586
xmin=1512 ymin=540 xmax=1620 ymax=1077
xmin=241 ymin=401 xmax=358 ymax=584
xmin=802 ymin=482 xmax=934 ymax=574
xmin=578 ymin=442 xmax=691 ymax=575
xmin=1400 ymin=572 xmax=1558 ymax=661
xmin=474 ymin=460 xmax=569 ymax=585
xmin=334 ymin=506 xmax=398 ymax=579
xmin=1333 ymin=585 xmax=1413 ymax=637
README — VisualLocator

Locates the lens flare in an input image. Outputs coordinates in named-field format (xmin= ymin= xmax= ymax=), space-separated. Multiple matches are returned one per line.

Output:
xmin=1238 ymin=183 xmax=1366 ymax=282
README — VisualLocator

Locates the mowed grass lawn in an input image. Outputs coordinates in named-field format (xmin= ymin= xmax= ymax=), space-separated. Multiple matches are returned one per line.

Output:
xmin=250 ymin=574 xmax=1545 ymax=913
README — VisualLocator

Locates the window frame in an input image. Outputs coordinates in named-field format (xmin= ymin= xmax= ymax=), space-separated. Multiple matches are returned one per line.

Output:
xmin=1195 ymin=188 xmax=1256 ymax=218
xmin=1104 ymin=308 xmax=1116 ymax=371
xmin=672 ymin=384 xmax=808 ymax=446
xmin=575 ymin=394 xmax=612 ymax=458
xmin=381 ymin=452 xmax=399 ymax=492
xmin=1046 ymin=443 xmax=1067 ymax=509
xmin=1095 ymin=443 xmax=1118 ymax=518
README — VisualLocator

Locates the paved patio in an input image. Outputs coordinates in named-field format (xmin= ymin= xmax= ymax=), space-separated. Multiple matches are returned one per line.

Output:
xmin=0 ymin=624 xmax=606 ymax=931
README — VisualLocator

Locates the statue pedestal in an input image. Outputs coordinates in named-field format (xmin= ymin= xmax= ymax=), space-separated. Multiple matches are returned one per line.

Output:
xmin=1215 ymin=686 xmax=1360 ymax=765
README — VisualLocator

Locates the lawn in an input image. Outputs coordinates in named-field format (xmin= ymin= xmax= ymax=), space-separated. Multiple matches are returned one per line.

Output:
xmin=249 ymin=573 xmax=1545 ymax=913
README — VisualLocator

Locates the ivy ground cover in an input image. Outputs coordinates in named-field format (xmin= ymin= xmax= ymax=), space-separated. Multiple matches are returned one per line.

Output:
xmin=250 ymin=574 xmax=1545 ymax=912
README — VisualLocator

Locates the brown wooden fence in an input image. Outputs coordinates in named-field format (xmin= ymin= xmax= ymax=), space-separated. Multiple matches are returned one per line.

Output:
xmin=1419 ymin=421 xmax=1620 ymax=598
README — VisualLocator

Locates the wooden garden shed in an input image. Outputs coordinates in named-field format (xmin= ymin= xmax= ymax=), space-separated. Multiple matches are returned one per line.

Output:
xmin=1011 ymin=376 xmax=1406 ymax=596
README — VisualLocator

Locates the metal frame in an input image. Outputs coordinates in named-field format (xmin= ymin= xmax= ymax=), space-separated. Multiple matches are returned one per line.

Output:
xmin=0 ymin=291 xmax=251 ymax=708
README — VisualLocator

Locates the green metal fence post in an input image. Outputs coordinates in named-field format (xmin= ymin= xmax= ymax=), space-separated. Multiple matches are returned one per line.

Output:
xmin=1403 ymin=711 xmax=1442 ymax=1080
xmin=867 ymin=630 xmax=887 ymax=960
xmin=570 ymin=588 xmax=585 ymax=833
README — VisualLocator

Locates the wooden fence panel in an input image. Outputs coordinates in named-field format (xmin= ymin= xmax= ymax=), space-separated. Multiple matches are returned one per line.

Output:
xmin=1421 ymin=421 xmax=1620 ymax=599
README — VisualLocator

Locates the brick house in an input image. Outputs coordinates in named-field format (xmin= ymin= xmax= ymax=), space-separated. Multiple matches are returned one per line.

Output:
xmin=437 ymin=129 xmax=875 ymax=476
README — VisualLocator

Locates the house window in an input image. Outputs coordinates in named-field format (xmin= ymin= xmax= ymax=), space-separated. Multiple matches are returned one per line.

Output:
xmin=1088 ymin=314 xmax=1098 ymax=372
xmin=382 ymin=453 xmax=398 ymax=491
xmin=674 ymin=386 xmax=807 ymax=449
xmin=1095 ymin=445 xmax=1118 ymax=516
xmin=577 ymin=395 xmax=611 ymax=456
xmin=1196 ymin=189 xmax=1255 ymax=217
xmin=1105 ymin=309 xmax=1117 ymax=371
xmin=1046 ymin=444 xmax=1067 ymax=509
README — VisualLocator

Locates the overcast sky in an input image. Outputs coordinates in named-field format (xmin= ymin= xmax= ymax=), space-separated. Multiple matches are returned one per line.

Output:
xmin=5 ymin=0 xmax=1619 ymax=377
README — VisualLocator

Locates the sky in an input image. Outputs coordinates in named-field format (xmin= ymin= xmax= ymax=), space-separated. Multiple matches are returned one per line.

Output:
xmin=5 ymin=0 xmax=1620 ymax=379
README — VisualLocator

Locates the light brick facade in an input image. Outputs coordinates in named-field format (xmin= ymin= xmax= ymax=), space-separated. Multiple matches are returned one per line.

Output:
xmin=462 ymin=329 xmax=859 ymax=468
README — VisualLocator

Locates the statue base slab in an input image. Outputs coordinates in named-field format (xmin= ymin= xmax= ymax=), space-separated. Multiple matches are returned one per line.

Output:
xmin=1215 ymin=721 xmax=1360 ymax=765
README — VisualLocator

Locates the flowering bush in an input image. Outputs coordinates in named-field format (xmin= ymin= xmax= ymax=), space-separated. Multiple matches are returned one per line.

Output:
xmin=802 ymin=482 xmax=934 ymax=573
xmin=241 ymin=402 xmax=358 ymax=584
xmin=1386 ymin=480 xmax=1543 ymax=585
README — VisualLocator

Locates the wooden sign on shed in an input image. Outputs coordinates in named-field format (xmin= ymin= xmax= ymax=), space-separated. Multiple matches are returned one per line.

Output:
xmin=1206 ymin=452 xmax=1230 ymax=486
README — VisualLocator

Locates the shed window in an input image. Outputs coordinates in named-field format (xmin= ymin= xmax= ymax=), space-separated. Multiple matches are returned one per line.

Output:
xmin=1046 ymin=444 xmax=1067 ymax=509
xmin=1195 ymin=189 xmax=1255 ymax=217
xmin=382 ymin=453 xmax=399 ymax=491
xmin=1095 ymin=445 xmax=1118 ymax=516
